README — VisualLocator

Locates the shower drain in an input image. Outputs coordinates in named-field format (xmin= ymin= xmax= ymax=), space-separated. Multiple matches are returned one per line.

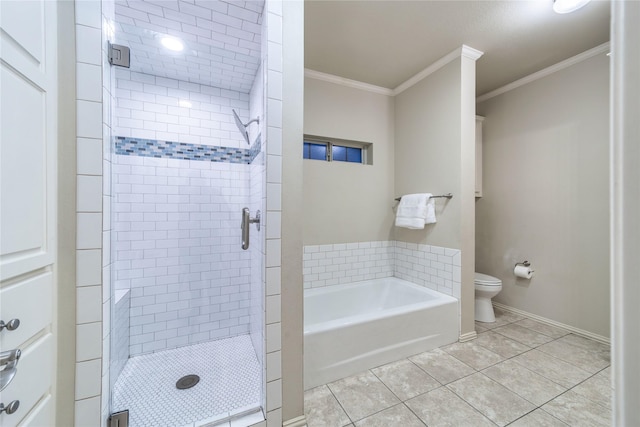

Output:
xmin=176 ymin=374 xmax=200 ymax=390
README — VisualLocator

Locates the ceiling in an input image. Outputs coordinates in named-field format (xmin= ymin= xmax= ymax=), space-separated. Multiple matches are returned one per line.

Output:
xmin=114 ymin=0 xmax=264 ymax=93
xmin=304 ymin=0 xmax=610 ymax=96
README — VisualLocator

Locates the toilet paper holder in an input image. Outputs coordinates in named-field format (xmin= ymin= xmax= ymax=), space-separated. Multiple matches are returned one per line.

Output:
xmin=515 ymin=260 xmax=531 ymax=267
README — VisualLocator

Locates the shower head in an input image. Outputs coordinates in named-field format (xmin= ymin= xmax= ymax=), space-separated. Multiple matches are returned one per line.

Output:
xmin=232 ymin=109 xmax=259 ymax=145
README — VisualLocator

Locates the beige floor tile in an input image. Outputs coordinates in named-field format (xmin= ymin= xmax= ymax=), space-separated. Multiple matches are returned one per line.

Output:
xmin=509 ymin=409 xmax=569 ymax=426
xmin=476 ymin=308 xmax=523 ymax=330
xmin=537 ymin=335 xmax=610 ymax=374
xmin=304 ymin=385 xmax=351 ymax=427
xmin=571 ymin=371 xmax=612 ymax=409
xmin=447 ymin=372 xmax=536 ymax=426
xmin=409 ymin=348 xmax=476 ymax=385
xmin=514 ymin=319 xmax=570 ymax=339
xmin=511 ymin=350 xmax=592 ymax=388
xmin=493 ymin=324 xmax=555 ymax=347
xmin=475 ymin=322 xmax=490 ymax=333
xmin=442 ymin=341 xmax=504 ymax=370
xmin=406 ymin=387 xmax=495 ymax=427
xmin=371 ymin=359 xmax=440 ymax=401
xmin=328 ymin=371 xmax=400 ymax=422
xmin=482 ymin=359 xmax=567 ymax=406
xmin=559 ymin=334 xmax=610 ymax=353
xmin=474 ymin=331 xmax=531 ymax=358
xmin=354 ymin=404 xmax=425 ymax=427
xmin=542 ymin=390 xmax=611 ymax=426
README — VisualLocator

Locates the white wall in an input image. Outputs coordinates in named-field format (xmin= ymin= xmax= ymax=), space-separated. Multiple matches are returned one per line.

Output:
xmin=303 ymin=78 xmax=395 ymax=245
xmin=476 ymin=53 xmax=610 ymax=338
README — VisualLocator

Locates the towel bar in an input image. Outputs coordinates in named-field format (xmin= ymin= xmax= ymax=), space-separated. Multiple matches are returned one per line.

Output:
xmin=394 ymin=193 xmax=453 ymax=202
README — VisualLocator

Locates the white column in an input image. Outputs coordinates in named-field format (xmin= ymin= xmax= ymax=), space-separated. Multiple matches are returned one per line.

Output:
xmin=610 ymin=1 xmax=640 ymax=425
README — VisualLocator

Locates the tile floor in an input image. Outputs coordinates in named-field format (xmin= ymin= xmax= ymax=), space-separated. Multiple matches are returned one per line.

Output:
xmin=113 ymin=335 xmax=262 ymax=427
xmin=304 ymin=309 xmax=611 ymax=427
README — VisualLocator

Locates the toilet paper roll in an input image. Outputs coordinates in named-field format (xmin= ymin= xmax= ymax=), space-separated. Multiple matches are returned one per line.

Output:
xmin=514 ymin=265 xmax=534 ymax=279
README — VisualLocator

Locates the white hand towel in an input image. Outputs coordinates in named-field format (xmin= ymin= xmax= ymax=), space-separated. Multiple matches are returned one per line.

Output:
xmin=395 ymin=193 xmax=436 ymax=229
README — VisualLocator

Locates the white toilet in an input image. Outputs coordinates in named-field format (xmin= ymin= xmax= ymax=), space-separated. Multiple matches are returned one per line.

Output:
xmin=474 ymin=272 xmax=502 ymax=323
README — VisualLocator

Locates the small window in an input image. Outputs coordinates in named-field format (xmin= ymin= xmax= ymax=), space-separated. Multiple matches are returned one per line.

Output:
xmin=303 ymin=135 xmax=371 ymax=165
xmin=303 ymin=142 xmax=328 ymax=160
xmin=332 ymin=145 xmax=362 ymax=163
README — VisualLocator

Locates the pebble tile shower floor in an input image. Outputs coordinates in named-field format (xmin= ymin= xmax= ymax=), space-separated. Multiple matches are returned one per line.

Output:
xmin=112 ymin=335 xmax=261 ymax=427
xmin=305 ymin=308 xmax=611 ymax=426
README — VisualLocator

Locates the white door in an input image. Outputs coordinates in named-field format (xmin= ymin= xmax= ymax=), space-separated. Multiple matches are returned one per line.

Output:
xmin=0 ymin=1 xmax=58 ymax=425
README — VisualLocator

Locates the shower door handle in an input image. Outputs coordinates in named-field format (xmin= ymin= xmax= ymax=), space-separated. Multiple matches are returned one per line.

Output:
xmin=241 ymin=208 xmax=260 ymax=250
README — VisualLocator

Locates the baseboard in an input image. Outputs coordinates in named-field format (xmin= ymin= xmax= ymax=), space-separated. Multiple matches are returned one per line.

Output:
xmin=283 ymin=415 xmax=307 ymax=427
xmin=492 ymin=302 xmax=611 ymax=345
xmin=459 ymin=331 xmax=478 ymax=342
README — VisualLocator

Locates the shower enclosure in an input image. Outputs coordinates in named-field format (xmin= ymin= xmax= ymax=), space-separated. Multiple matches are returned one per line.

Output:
xmin=105 ymin=1 xmax=268 ymax=425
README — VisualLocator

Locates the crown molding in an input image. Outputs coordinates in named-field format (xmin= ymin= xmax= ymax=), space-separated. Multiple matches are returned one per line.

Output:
xmin=461 ymin=44 xmax=484 ymax=61
xmin=476 ymin=42 xmax=611 ymax=103
xmin=393 ymin=44 xmax=484 ymax=95
xmin=304 ymin=69 xmax=394 ymax=96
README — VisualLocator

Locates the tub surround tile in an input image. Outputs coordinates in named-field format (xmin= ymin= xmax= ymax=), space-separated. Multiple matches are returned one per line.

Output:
xmin=371 ymin=359 xmax=440 ymax=401
xmin=492 ymin=324 xmax=555 ymax=347
xmin=328 ymin=371 xmax=400 ymax=422
xmin=304 ymin=385 xmax=351 ymax=427
xmin=405 ymin=387 xmax=495 ymax=427
xmin=409 ymin=348 xmax=476 ymax=385
xmin=570 ymin=370 xmax=612 ymax=409
xmin=508 ymin=409 xmax=569 ymax=427
xmin=482 ymin=359 xmax=567 ymax=406
xmin=536 ymin=339 xmax=610 ymax=374
xmin=447 ymin=372 xmax=536 ymax=426
xmin=302 ymin=241 xmax=460 ymax=298
xmin=353 ymin=404 xmax=424 ymax=427
xmin=442 ymin=341 xmax=504 ymax=370
xmin=514 ymin=318 xmax=570 ymax=339
xmin=474 ymin=331 xmax=531 ymax=358
xmin=511 ymin=350 xmax=592 ymax=388
xmin=542 ymin=390 xmax=611 ymax=426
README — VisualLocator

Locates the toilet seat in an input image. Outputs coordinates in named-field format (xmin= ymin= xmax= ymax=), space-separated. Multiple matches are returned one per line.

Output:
xmin=474 ymin=272 xmax=501 ymax=286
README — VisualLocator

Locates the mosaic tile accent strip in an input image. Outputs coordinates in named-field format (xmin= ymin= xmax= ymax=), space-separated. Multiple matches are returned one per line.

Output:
xmin=112 ymin=335 xmax=262 ymax=427
xmin=115 ymin=136 xmax=261 ymax=164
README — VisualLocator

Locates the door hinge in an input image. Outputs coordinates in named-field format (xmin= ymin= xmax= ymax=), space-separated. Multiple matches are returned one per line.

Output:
xmin=109 ymin=410 xmax=129 ymax=427
xmin=108 ymin=42 xmax=130 ymax=68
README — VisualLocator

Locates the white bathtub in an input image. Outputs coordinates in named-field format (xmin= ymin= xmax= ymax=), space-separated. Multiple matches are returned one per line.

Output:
xmin=304 ymin=277 xmax=458 ymax=390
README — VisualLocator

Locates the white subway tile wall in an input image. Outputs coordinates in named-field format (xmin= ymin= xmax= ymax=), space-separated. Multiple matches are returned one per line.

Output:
xmin=303 ymin=241 xmax=461 ymax=299
xmin=394 ymin=241 xmax=462 ymax=298
xmin=113 ymin=155 xmax=252 ymax=355
xmin=303 ymin=241 xmax=395 ymax=288
xmin=114 ymin=69 xmax=251 ymax=149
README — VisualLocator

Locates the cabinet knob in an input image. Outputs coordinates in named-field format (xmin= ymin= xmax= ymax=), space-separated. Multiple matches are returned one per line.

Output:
xmin=0 ymin=400 xmax=20 ymax=415
xmin=0 ymin=319 xmax=20 ymax=332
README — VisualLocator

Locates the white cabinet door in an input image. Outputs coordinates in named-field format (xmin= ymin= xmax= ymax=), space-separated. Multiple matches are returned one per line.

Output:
xmin=0 ymin=1 xmax=58 ymax=425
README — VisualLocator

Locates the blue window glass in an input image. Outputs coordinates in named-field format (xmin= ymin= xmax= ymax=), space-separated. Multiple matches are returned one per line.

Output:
xmin=332 ymin=145 xmax=346 ymax=161
xmin=304 ymin=142 xmax=327 ymax=160
xmin=347 ymin=147 xmax=362 ymax=163
xmin=332 ymin=145 xmax=362 ymax=163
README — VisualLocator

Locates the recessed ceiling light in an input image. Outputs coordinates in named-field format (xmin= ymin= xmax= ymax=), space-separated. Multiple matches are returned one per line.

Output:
xmin=161 ymin=36 xmax=184 ymax=52
xmin=178 ymin=100 xmax=192 ymax=108
xmin=553 ymin=0 xmax=591 ymax=14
